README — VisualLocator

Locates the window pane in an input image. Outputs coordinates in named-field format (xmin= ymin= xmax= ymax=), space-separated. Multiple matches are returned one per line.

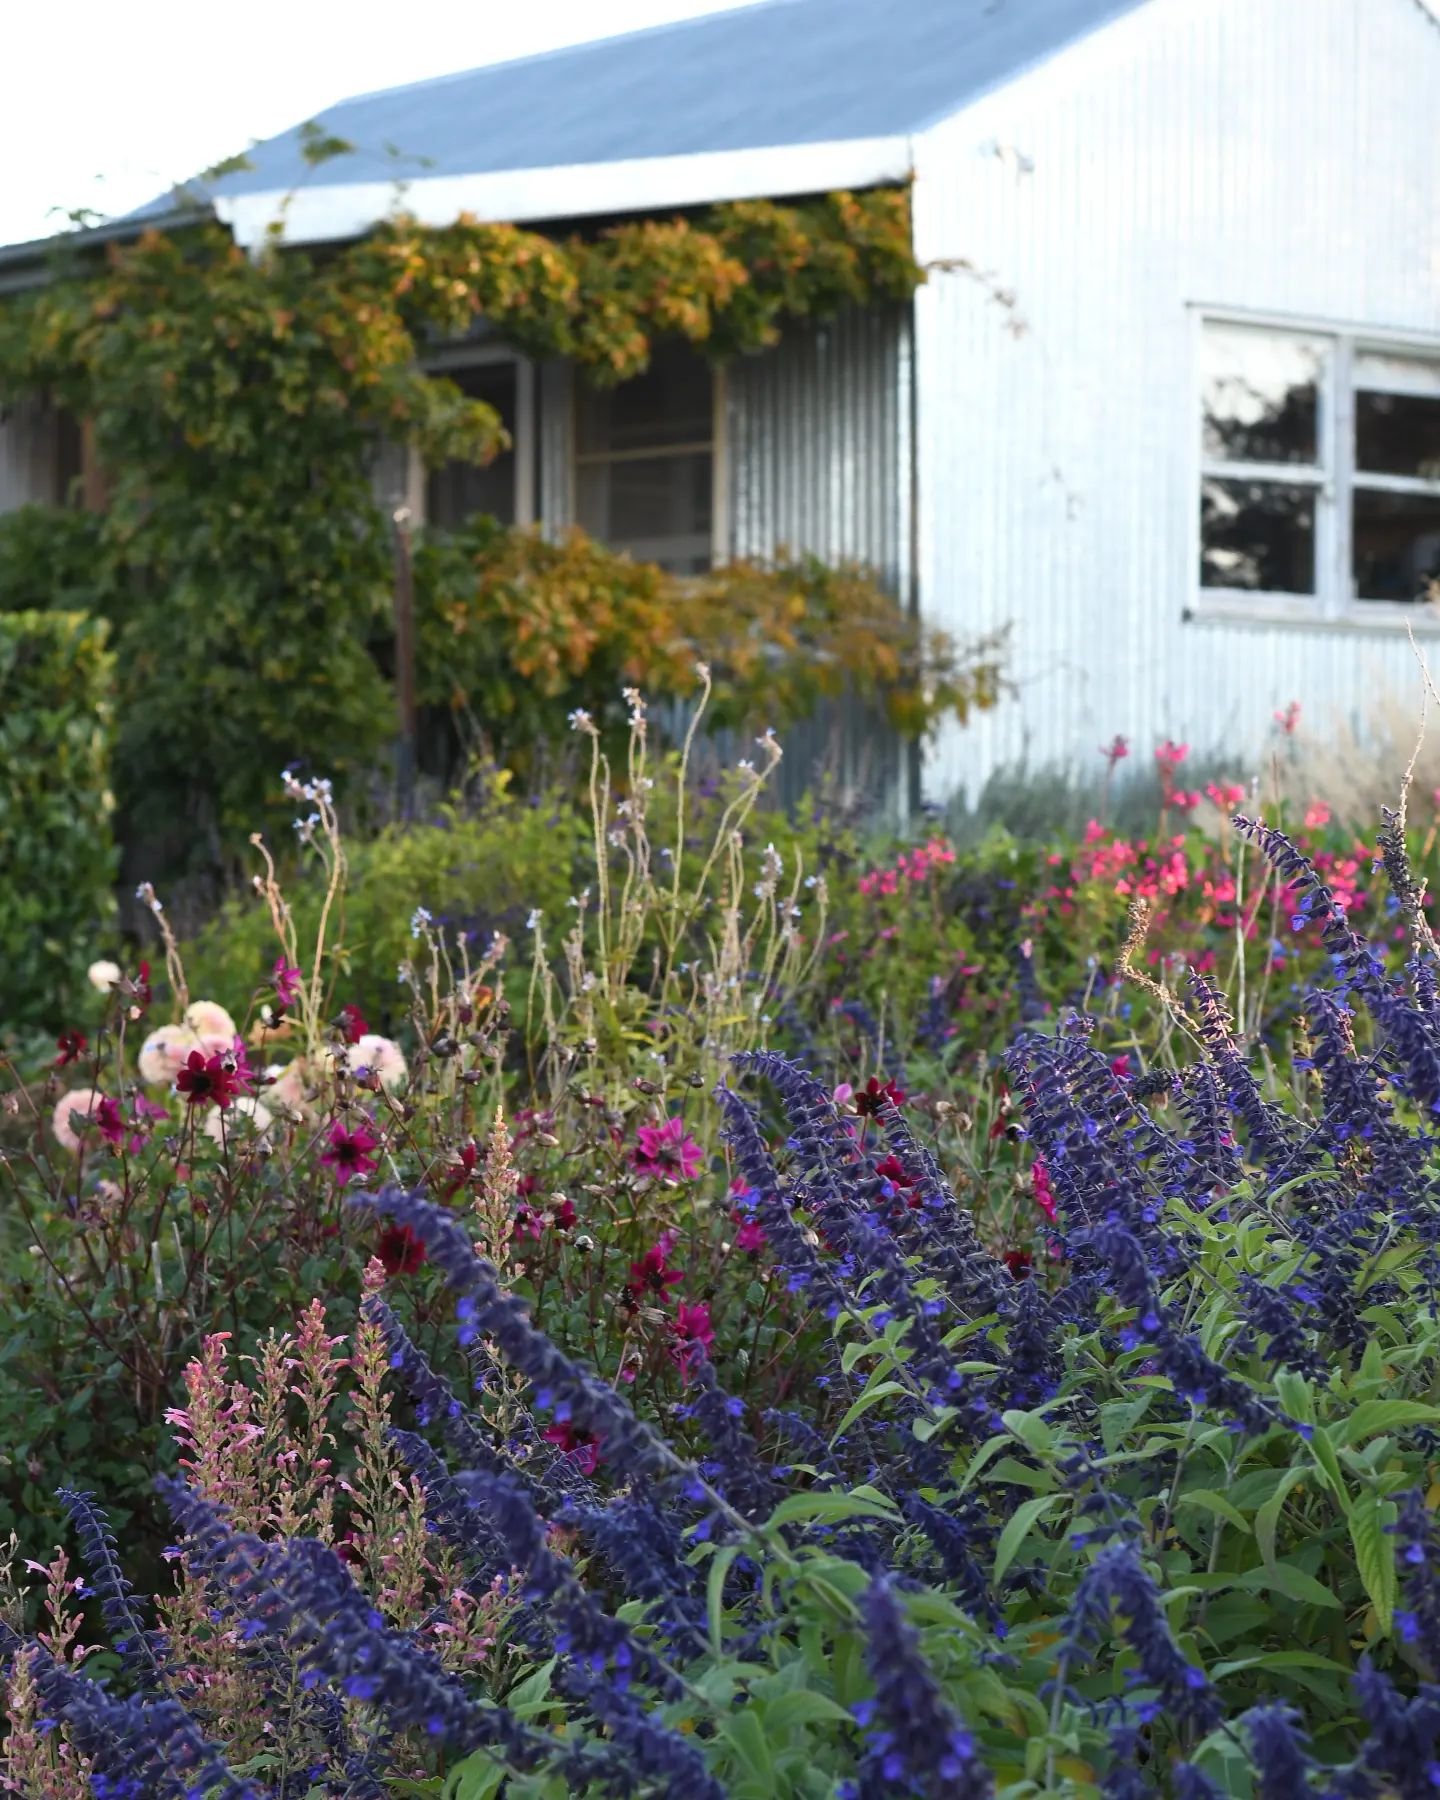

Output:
xmin=1356 ymin=389 xmax=1440 ymax=481
xmin=426 ymin=363 xmax=517 ymax=529
xmin=576 ymin=452 xmax=713 ymax=574
xmin=1200 ymin=478 xmax=1315 ymax=593
xmin=576 ymin=344 xmax=714 ymax=453
xmin=1201 ymin=325 xmax=1323 ymax=465
xmin=1353 ymin=487 xmax=1440 ymax=602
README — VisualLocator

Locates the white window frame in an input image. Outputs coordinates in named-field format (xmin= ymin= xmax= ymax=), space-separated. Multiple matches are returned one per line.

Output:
xmin=419 ymin=342 xmax=537 ymax=529
xmin=1189 ymin=305 xmax=1440 ymax=633
xmin=571 ymin=359 xmax=728 ymax=569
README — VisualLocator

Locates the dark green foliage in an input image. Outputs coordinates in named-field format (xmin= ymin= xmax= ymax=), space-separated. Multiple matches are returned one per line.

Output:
xmin=0 ymin=611 xmax=117 ymax=1028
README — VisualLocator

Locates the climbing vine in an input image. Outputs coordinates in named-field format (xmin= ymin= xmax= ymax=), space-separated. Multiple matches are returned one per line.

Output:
xmin=0 ymin=186 xmax=998 ymax=886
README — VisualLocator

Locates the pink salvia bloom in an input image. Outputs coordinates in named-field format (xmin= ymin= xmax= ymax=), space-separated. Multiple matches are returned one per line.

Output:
xmin=1154 ymin=739 xmax=1189 ymax=770
xmin=632 ymin=1116 xmax=703 ymax=1183
xmin=1305 ymin=800 xmax=1331 ymax=830
xmin=1275 ymin=700 xmax=1302 ymax=735
xmin=1100 ymin=734 xmax=1130 ymax=766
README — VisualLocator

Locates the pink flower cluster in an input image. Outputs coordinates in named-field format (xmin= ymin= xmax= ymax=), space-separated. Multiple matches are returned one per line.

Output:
xmin=858 ymin=837 xmax=956 ymax=898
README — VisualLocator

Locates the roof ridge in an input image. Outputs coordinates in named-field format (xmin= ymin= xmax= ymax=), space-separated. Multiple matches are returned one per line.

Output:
xmin=334 ymin=0 xmax=797 ymax=110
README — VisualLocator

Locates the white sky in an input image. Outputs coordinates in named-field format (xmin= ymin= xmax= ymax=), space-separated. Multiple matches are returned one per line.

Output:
xmin=1 ymin=0 xmax=764 ymax=248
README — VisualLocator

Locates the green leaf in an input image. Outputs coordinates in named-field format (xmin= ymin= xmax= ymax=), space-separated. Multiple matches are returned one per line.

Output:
xmin=720 ymin=1707 xmax=774 ymax=1786
xmin=1255 ymin=1466 xmax=1308 ymax=1571
xmin=707 ymin=1545 xmax=742 ymax=1655
xmin=1330 ymin=1400 xmax=1440 ymax=1448
xmin=1175 ymin=1489 xmax=1251 ymax=1535
xmin=505 ymin=1656 xmax=556 ymax=1719
xmin=992 ymin=1493 xmax=1064 ymax=1586
xmin=762 ymin=1690 xmax=856 ymax=1733
xmin=1349 ymin=1492 xmax=1400 ymax=1635
xmin=1001 ymin=1408 xmax=1056 ymax=1455
xmin=767 ymin=1490 xmax=901 ymax=1529
xmin=828 ymin=1379 xmax=911 ymax=1446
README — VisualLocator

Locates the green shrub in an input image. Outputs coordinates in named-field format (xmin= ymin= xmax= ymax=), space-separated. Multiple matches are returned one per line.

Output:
xmin=0 ymin=611 xmax=117 ymax=1030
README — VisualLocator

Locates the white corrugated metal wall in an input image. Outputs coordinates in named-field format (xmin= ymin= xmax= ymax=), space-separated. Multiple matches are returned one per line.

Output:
xmin=726 ymin=303 xmax=912 ymax=807
xmin=912 ymin=0 xmax=1440 ymax=802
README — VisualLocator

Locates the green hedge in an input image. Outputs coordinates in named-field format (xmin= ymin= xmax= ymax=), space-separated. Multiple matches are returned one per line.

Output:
xmin=0 ymin=612 xmax=117 ymax=1029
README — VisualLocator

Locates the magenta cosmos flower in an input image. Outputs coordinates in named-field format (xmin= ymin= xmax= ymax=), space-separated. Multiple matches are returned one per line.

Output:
xmin=320 ymin=1117 xmax=381 ymax=1183
xmin=272 ymin=957 xmax=302 ymax=1008
xmin=632 ymin=1116 xmax=703 ymax=1183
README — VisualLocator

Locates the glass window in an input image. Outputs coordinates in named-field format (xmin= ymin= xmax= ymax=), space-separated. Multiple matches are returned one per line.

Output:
xmin=575 ymin=343 xmax=715 ymax=573
xmin=1353 ymin=490 xmax=1440 ymax=603
xmin=1201 ymin=325 xmax=1324 ymax=466
xmin=426 ymin=362 xmax=518 ymax=530
xmin=1199 ymin=324 xmax=1327 ymax=596
xmin=1201 ymin=478 xmax=1316 ymax=594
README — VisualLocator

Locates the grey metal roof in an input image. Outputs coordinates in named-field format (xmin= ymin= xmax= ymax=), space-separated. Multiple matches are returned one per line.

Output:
xmin=168 ymin=0 xmax=1151 ymax=204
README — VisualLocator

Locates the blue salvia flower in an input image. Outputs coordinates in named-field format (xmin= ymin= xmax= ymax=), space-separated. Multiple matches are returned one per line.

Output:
xmin=1350 ymin=1658 xmax=1440 ymax=1799
xmin=1077 ymin=1219 xmax=1280 ymax=1436
xmin=0 ymin=1623 xmax=260 ymax=1800
xmin=900 ymin=1492 xmax=1004 ymax=1634
xmin=681 ymin=1352 xmax=781 ymax=1519
xmin=1173 ymin=1061 xmax=1245 ymax=1201
xmin=58 ymin=1487 xmax=169 ymax=1691
xmin=158 ymin=1477 xmax=610 ymax=1790
xmin=1101 ymin=1727 xmax=1157 ymax=1797
xmin=386 ymin=1426 xmax=509 ymax=1575
xmin=1234 ymin=1274 xmax=1325 ymax=1379
xmin=715 ymin=1081 xmax=853 ymax=1317
xmin=859 ymin=1574 xmax=994 ymax=1798
xmin=1395 ymin=1488 xmax=1440 ymax=1670
xmin=564 ymin=1668 xmax=727 ymax=1800
xmin=1172 ymin=1765 xmax=1224 ymax=1799
xmin=875 ymin=1097 xmax=1011 ymax=1316
xmin=453 ymin=1467 xmax=682 ymax=1700
xmin=351 ymin=1188 xmax=678 ymax=1484
xmin=570 ymin=1493 xmax=708 ymax=1656
xmin=726 ymin=1059 xmax=998 ymax=1431
xmin=1058 ymin=1545 xmax=1219 ymax=1732
xmin=1188 ymin=971 xmax=1308 ymax=1172
xmin=1233 ymin=816 xmax=1388 ymax=1005
xmin=1242 ymin=1705 xmax=1313 ymax=1799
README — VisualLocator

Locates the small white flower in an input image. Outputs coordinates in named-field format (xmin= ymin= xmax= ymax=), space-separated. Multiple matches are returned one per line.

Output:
xmin=526 ymin=909 xmax=543 ymax=931
xmin=660 ymin=846 xmax=674 ymax=861
xmin=397 ymin=964 xmax=411 ymax=985
xmin=87 ymin=959 xmax=122 ymax=993
xmin=568 ymin=708 xmax=594 ymax=732
xmin=410 ymin=906 xmax=433 ymax=939
xmin=803 ymin=874 xmax=818 ymax=889
xmin=737 ymin=759 xmax=755 ymax=775
xmin=607 ymin=829 xmax=626 ymax=848
xmin=695 ymin=660 xmax=711 ymax=681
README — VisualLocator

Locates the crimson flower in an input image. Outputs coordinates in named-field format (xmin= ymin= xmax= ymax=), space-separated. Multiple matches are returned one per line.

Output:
xmin=626 ymin=1230 xmax=684 ymax=1303
xmin=543 ymin=1421 xmax=601 ymax=1476
xmin=1032 ymin=1157 xmax=1058 ymax=1224
xmin=440 ymin=1140 xmax=479 ymax=1199
xmin=94 ymin=1096 xmax=128 ymax=1149
xmin=671 ymin=1300 xmax=715 ymax=1378
xmin=732 ymin=1215 xmax=766 ymax=1254
xmin=377 ymin=1223 xmax=427 ymax=1276
xmin=854 ymin=1077 xmax=906 ymax=1118
xmin=55 ymin=1031 xmax=88 ymax=1067
xmin=551 ymin=1195 xmax=577 ymax=1231
xmin=632 ymin=1116 xmax=703 ymax=1183
xmin=339 ymin=1003 xmax=370 ymax=1045
xmin=1110 ymin=1054 xmax=1132 ymax=1079
xmin=272 ymin=957 xmax=302 ymax=1009
xmin=175 ymin=1047 xmax=249 ymax=1111
xmin=319 ymin=1116 xmax=380 ymax=1183
xmin=1003 ymin=1249 xmax=1034 ymax=1281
